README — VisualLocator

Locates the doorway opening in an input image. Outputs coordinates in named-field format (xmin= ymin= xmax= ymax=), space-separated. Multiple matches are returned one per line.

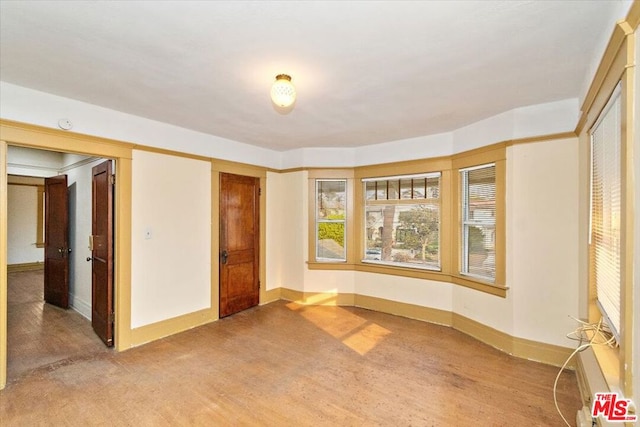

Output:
xmin=6 ymin=146 xmax=115 ymax=382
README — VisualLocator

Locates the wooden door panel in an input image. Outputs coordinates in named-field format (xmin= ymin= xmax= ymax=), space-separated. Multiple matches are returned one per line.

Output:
xmin=44 ymin=175 xmax=69 ymax=308
xmin=91 ymin=161 xmax=114 ymax=347
xmin=220 ymin=263 xmax=258 ymax=314
xmin=225 ymin=187 xmax=256 ymax=251
xmin=219 ymin=173 xmax=260 ymax=318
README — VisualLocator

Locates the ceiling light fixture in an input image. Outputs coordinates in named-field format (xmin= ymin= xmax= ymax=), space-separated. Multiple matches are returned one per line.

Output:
xmin=270 ymin=74 xmax=296 ymax=108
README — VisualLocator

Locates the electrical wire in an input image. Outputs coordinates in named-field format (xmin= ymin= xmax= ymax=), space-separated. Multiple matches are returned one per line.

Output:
xmin=553 ymin=317 xmax=617 ymax=426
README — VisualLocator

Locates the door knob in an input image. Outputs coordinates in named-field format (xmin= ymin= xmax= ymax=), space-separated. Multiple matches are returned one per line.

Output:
xmin=221 ymin=250 xmax=229 ymax=264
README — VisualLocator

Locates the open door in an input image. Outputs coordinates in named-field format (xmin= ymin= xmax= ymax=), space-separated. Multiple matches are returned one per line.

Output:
xmin=219 ymin=173 xmax=260 ymax=317
xmin=90 ymin=161 xmax=114 ymax=347
xmin=44 ymin=175 xmax=70 ymax=308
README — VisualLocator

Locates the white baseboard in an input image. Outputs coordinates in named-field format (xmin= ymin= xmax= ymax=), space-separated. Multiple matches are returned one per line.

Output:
xmin=69 ymin=293 xmax=92 ymax=320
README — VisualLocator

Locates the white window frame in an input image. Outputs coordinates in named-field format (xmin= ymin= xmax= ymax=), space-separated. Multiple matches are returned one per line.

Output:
xmin=315 ymin=179 xmax=347 ymax=262
xmin=460 ymin=163 xmax=496 ymax=283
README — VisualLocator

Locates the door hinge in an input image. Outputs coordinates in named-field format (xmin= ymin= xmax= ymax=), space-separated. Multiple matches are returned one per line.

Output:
xmin=108 ymin=312 xmax=115 ymax=324
xmin=110 ymin=174 xmax=115 ymax=185
xmin=259 ymin=187 xmax=262 ymax=196
xmin=258 ymin=280 xmax=261 ymax=290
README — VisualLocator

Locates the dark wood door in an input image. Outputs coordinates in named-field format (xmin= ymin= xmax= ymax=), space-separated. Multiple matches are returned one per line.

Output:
xmin=91 ymin=161 xmax=114 ymax=347
xmin=44 ymin=175 xmax=70 ymax=308
xmin=219 ymin=173 xmax=260 ymax=318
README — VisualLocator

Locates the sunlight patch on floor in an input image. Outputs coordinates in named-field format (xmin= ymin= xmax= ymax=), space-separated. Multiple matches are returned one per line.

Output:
xmin=286 ymin=301 xmax=391 ymax=355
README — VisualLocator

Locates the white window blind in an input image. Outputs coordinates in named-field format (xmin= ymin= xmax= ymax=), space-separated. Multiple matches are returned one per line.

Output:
xmin=590 ymin=87 xmax=621 ymax=339
xmin=460 ymin=164 xmax=496 ymax=282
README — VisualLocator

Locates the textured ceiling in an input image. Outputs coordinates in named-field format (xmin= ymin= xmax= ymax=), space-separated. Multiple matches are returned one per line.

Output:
xmin=0 ymin=1 xmax=627 ymax=151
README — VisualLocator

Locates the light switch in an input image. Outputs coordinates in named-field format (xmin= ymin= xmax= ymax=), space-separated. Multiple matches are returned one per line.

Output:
xmin=144 ymin=227 xmax=153 ymax=240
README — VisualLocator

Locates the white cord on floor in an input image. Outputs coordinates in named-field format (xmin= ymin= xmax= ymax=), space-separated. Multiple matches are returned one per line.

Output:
xmin=553 ymin=317 xmax=616 ymax=427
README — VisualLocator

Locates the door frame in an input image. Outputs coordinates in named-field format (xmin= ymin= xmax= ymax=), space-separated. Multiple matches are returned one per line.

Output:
xmin=0 ymin=120 xmax=134 ymax=389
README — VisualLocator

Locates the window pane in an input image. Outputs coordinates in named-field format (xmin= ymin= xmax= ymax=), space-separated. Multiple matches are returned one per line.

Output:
xmin=388 ymin=180 xmax=400 ymax=200
xmin=460 ymin=164 xmax=496 ymax=282
xmin=317 ymin=180 xmax=345 ymax=220
xmin=463 ymin=225 xmax=495 ymax=280
xmin=426 ymin=176 xmax=439 ymax=199
xmin=400 ymin=179 xmax=413 ymax=199
xmin=317 ymin=223 xmax=345 ymax=260
xmin=467 ymin=165 xmax=496 ymax=221
xmin=365 ymin=181 xmax=376 ymax=201
xmin=316 ymin=179 xmax=346 ymax=262
xmin=364 ymin=208 xmax=383 ymax=260
xmin=413 ymin=178 xmax=425 ymax=199
xmin=364 ymin=204 xmax=440 ymax=269
xmin=363 ymin=173 xmax=441 ymax=270
xmin=376 ymin=180 xmax=387 ymax=200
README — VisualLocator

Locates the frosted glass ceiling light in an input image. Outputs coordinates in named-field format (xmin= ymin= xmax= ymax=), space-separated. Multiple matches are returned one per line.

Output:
xmin=270 ymin=74 xmax=296 ymax=108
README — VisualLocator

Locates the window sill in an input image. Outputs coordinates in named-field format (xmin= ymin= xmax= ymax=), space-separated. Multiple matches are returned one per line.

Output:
xmin=307 ymin=262 xmax=354 ymax=271
xmin=588 ymin=331 xmax=621 ymax=392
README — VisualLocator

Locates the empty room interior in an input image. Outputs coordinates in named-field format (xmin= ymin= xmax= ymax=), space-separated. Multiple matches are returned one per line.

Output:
xmin=0 ymin=1 xmax=639 ymax=426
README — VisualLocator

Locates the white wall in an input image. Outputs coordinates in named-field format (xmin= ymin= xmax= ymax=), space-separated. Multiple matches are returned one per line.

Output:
xmin=131 ymin=150 xmax=211 ymax=328
xmin=265 ymin=171 xmax=284 ymax=291
xmin=7 ymin=185 xmax=43 ymax=264
xmin=66 ymin=158 xmax=111 ymax=320
xmin=508 ymin=138 xmax=580 ymax=345
xmin=356 ymin=273 xmax=453 ymax=314
xmin=275 ymin=171 xmax=308 ymax=292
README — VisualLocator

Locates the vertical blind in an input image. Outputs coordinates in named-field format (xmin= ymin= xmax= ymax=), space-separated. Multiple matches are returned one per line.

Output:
xmin=590 ymin=86 xmax=621 ymax=339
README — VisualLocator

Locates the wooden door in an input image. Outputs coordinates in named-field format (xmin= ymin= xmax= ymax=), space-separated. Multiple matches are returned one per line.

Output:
xmin=219 ymin=173 xmax=260 ymax=317
xmin=44 ymin=175 xmax=70 ymax=308
xmin=91 ymin=161 xmax=114 ymax=347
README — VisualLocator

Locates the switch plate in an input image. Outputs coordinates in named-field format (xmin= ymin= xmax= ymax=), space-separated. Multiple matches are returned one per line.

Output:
xmin=144 ymin=227 xmax=152 ymax=240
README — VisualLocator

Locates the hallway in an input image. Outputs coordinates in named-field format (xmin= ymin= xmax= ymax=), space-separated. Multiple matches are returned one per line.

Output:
xmin=6 ymin=269 xmax=109 ymax=382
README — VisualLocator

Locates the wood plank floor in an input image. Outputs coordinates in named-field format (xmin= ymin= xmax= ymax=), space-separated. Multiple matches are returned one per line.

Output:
xmin=1 ymin=271 xmax=581 ymax=426
xmin=5 ymin=270 xmax=110 ymax=382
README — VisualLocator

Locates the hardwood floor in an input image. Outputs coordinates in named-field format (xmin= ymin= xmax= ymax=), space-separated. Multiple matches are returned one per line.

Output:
xmin=5 ymin=270 xmax=109 ymax=382
xmin=1 ymin=271 xmax=581 ymax=426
